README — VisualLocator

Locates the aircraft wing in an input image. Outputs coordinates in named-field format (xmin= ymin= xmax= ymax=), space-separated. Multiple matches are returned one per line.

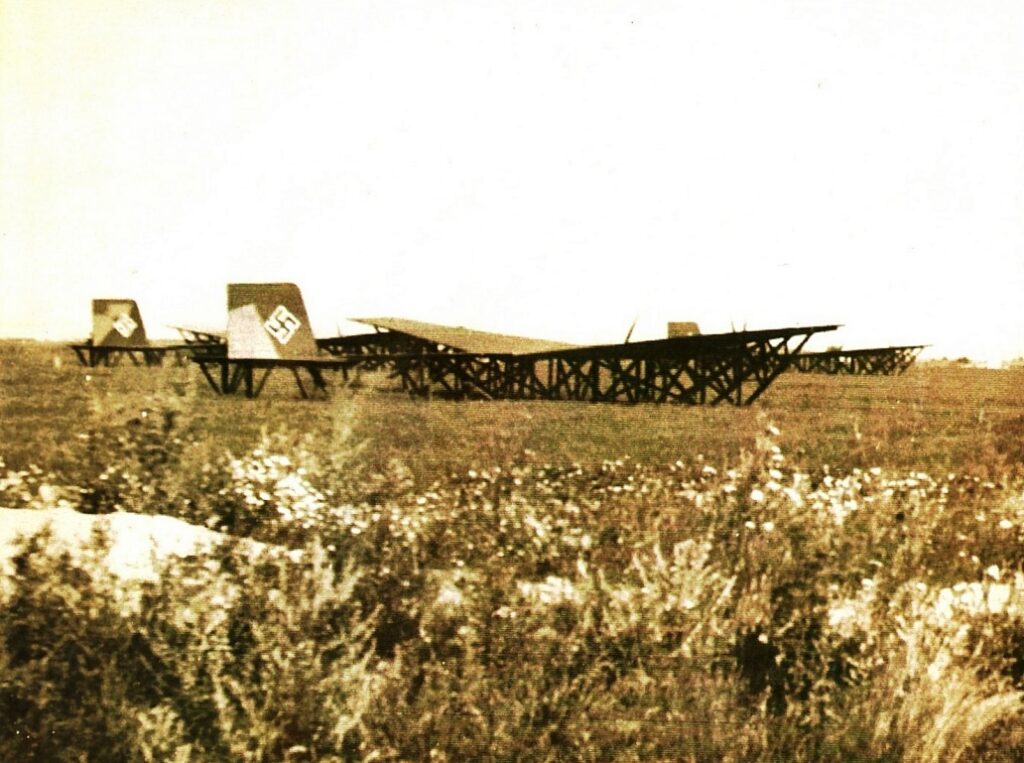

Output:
xmin=170 ymin=325 xmax=227 ymax=345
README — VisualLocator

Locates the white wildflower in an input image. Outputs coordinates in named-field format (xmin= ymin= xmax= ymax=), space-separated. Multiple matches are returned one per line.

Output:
xmin=935 ymin=588 xmax=955 ymax=623
xmin=828 ymin=603 xmax=857 ymax=630
xmin=524 ymin=514 xmax=547 ymax=539
xmin=518 ymin=576 xmax=581 ymax=606
xmin=988 ymin=584 xmax=1011 ymax=614
xmin=436 ymin=584 xmax=464 ymax=607
xmin=958 ymin=582 xmax=985 ymax=612
xmin=927 ymin=649 xmax=951 ymax=682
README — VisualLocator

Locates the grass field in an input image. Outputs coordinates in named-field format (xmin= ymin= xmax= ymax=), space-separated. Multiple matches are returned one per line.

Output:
xmin=2 ymin=339 xmax=1024 ymax=762
xmin=2 ymin=341 xmax=1022 ymax=480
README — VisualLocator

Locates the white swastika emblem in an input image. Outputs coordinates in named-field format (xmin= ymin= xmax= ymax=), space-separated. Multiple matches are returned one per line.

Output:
xmin=264 ymin=305 xmax=302 ymax=345
xmin=112 ymin=313 xmax=138 ymax=338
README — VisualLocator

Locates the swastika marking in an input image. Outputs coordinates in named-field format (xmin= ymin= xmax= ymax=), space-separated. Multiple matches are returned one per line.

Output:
xmin=112 ymin=313 xmax=138 ymax=339
xmin=264 ymin=305 xmax=302 ymax=345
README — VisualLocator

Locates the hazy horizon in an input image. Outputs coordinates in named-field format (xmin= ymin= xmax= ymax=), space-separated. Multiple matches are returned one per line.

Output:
xmin=3 ymin=1 xmax=1022 ymax=365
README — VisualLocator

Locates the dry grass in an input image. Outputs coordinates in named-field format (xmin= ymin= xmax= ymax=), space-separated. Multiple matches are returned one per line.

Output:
xmin=2 ymin=340 xmax=1024 ymax=761
xmin=1 ymin=341 xmax=1021 ymax=484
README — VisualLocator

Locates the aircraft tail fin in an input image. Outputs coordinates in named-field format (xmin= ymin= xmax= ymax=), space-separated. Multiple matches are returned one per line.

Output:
xmin=226 ymin=283 xmax=319 ymax=360
xmin=91 ymin=299 xmax=148 ymax=346
xmin=667 ymin=321 xmax=701 ymax=338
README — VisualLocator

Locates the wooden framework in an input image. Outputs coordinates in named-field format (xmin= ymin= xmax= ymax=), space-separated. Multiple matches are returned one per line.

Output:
xmin=69 ymin=326 xmax=226 ymax=368
xmin=171 ymin=327 xmax=227 ymax=361
xmin=68 ymin=342 xmax=182 ymax=368
xmin=195 ymin=324 xmax=838 ymax=404
xmin=191 ymin=357 xmax=367 ymax=399
xmin=793 ymin=345 xmax=925 ymax=375
xmin=174 ymin=328 xmax=226 ymax=346
xmin=193 ymin=332 xmax=453 ymax=398
xmin=387 ymin=326 xmax=836 ymax=405
xmin=316 ymin=331 xmax=450 ymax=368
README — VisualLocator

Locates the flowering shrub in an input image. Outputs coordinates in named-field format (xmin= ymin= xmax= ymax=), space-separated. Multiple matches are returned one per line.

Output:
xmin=0 ymin=458 xmax=76 ymax=509
xmin=1 ymin=530 xmax=378 ymax=762
xmin=4 ymin=406 xmax=1024 ymax=761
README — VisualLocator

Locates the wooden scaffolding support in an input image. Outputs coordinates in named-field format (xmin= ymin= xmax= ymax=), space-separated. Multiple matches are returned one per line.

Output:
xmin=316 ymin=331 xmax=452 ymax=369
xmin=193 ymin=325 xmax=838 ymax=404
xmin=191 ymin=357 xmax=367 ymax=399
xmin=383 ymin=325 xmax=836 ymax=406
xmin=793 ymin=345 xmax=925 ymax=375
xmin=68 ymin=343 xmax=182 ymax=368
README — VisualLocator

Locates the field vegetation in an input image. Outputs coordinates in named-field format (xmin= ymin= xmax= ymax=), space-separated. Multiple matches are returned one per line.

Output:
xmin=1 ymin=340 xmax=1024 ymax=761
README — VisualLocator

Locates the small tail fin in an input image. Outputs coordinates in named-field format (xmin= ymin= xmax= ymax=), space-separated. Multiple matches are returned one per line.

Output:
xmin=667 ymin=321 xmax=701 ymax=338
xmin=92 ymin=299 xmax=147 ymax=346
xmin=227 ymin=283 xmax=319 ymax=360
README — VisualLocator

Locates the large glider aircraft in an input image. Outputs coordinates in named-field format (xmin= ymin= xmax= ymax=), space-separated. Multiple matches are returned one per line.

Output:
xmin=189 ymin=283 xmax=356 ymax=398
xmin=67 ymin=299 xmax=203 ymax=367
xmin=190 ymin=283 xmax=840 ymax=405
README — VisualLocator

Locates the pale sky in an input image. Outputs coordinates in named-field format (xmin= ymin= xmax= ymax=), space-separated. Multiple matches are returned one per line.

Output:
xmin=2 ymin=1 xmax=1022 ymax=363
